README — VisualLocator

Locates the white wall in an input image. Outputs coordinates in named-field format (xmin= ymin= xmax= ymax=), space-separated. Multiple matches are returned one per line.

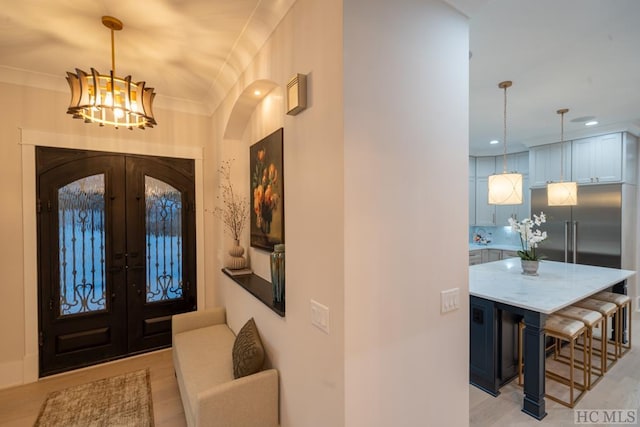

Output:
xmin=343 ymin=1 xmax=470 ymax=426
xmin=0 ymin=82 xmax=210 ymax=387
xmin=1 ymin=0 xmax=471 ymax=425
xmin=206 ymin=0 xmax=346 ymax=426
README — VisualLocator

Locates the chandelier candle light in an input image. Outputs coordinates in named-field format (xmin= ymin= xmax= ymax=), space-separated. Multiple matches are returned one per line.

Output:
xmin=66 ymin=16 xmax=157 ymax=130
xmin=488 ymin=81 xmax=523 ymax=205
xmin=547 ymin=108 xmax=578 ymax=206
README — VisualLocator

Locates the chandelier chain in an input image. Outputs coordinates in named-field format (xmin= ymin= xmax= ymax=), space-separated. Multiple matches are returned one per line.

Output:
xmin=110 ymin=28 xmax=116 ymax=75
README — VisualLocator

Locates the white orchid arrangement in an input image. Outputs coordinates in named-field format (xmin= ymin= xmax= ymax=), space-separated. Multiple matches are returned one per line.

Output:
xmin=508 ymin=212 xmax=548 ymax=261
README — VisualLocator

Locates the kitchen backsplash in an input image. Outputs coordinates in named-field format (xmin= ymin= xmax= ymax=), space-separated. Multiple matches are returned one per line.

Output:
xmin=469 ymin=225 xmax=521 ymax=246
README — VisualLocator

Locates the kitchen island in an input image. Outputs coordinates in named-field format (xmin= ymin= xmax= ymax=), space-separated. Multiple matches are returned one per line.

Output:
xmin=469 ymin=258 xmax=635 ymax=420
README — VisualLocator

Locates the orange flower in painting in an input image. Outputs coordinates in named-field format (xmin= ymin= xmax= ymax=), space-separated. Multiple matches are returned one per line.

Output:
xmin=253 ymin=184 xmax=264 ymax=228
xmin=268 ymin=163 xmax=277 ymax=184
xmin=252 ymin=148 xmax=280 ymax=235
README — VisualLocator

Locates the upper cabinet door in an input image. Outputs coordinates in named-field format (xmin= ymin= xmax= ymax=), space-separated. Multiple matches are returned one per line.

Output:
xmin=529 ymin=143 xmax=571 ymax=188
xmin=474 ymin=157 xmax=496 ymax=226
xmin=469 ymin=157 xmax=476 ymax=226
xmin=572 ymin=133 xmax=622 ymax=184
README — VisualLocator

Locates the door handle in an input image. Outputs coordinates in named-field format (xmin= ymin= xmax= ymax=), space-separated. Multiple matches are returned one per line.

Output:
xmin=564 ymin=221 xmax=570 ymax=263
xmin=573 ymin=221 xmax=578 ymax=264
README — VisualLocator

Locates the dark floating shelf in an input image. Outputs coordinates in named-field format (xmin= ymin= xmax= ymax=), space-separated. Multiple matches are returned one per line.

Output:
xmin=221 ymin=269 xmax=285 ymax=317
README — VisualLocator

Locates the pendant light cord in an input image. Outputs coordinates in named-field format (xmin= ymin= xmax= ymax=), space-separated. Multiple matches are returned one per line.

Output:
xmin=557 ymin=108 xmax=569 ymax=182
xmin=502 ymin=84 xmax=507 ymax=173
xmin=498 ymin=81 xmax=512 ymax=173
xmin=560 ymin=112 xmax=564 ymax=181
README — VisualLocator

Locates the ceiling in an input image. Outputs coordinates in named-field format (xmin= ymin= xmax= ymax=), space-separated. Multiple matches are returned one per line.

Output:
xmin=1 ymin=0 xmax=638 ymax=152
xmin=0 ymin=0 xmax=296 ymax=115
xmin=469 ymin=0 xmax=640 ymax=156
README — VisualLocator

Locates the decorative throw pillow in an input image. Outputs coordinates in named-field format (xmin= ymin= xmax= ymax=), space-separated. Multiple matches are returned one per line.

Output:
xmin=232 ymin=318 xmax=265 ymax=379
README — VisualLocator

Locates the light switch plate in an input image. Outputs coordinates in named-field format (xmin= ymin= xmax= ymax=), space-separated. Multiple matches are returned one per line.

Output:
xmin=441 ymin=288 xmax=460 ymax=313
xmin=310 ymin=299 xmax=330 ymax=334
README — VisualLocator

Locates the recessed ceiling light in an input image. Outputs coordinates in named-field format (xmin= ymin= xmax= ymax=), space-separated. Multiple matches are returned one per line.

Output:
xmin=490 ymin=140 xmax=499 ymax=145
xmin=571 ymin=115 xmax=596 ymax=123
xmin=254 ymin=90 xmax=261 ymax=96
xmin=585 ymin=120 xmax=598 ymax=126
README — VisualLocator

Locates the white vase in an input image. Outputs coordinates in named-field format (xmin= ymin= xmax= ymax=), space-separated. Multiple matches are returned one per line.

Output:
xmin=521 ymin=259 xmax=539 ymax=276
xmin=225 ymin=239 xmax=247 ymax=270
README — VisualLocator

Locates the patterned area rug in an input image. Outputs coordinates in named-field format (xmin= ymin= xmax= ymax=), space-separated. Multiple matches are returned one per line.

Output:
xmin=34 ymin=369 xmax=154 ymax=427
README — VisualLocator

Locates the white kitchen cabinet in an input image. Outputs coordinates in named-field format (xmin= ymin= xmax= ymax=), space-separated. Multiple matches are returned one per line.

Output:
xmin=469 ymin=248 xmax=520 ymax=265
xmin=529 ymin=143 xmax=571 ymax=188
xmin=503 ymin=151 xmax=529 ymax=174
xmin=502 ymin=250 xmax=519 ymax=259
xmin=469 ymin=251 xmax=482 ymax=266
xmin=469 ymin=157 xmax=476 ymax=225
xmin=482 ymin=249 xmax=502 ymax=263
xmin=475 ymin=157 xmax=496 ymax=226
xmin=475 ymin=177 xmax=495 ymax=225
xmin=572 ymin=133 xmax=622 ymax=184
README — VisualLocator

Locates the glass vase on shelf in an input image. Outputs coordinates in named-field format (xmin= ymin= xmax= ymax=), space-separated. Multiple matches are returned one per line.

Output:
xmin=270 ymin=244 xmax=285 ymax=303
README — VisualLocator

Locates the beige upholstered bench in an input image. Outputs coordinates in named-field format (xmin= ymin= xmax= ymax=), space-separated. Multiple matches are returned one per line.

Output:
xmin=172 ymin=308 xmax=279 ymax=427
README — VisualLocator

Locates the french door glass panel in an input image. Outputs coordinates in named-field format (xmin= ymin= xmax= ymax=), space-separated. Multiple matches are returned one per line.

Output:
xmin=145 ymin=175 xmax=183 ymax=303
xmin=58 ymin=174 xmax=107 ymax=316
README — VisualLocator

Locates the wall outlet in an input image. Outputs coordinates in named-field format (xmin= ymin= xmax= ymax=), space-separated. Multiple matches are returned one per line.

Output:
xmin=441 ymin=288 xmax=460 ymax=313
xmin=310 ymin=299 xmax=330 ymax=334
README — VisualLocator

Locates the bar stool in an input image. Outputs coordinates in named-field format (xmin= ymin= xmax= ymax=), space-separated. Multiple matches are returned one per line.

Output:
xmin=517 ymin=321 xmax=558 ymax=386
xmin=592 ymin=291 xmax=632 ymax=358
xmin=544 ymin=315 xmax=588 ymax=408
xmin=555 ymin=306 xmax=604 ymax=389
xmin=573 ymin=298 xmax=618 ymax=371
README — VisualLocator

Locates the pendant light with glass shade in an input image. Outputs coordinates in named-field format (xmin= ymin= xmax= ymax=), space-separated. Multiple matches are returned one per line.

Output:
xmin=547 ymin=109 xmax=578 ymax=206
xmin=488 ymin=81 xmax=523 ymax=205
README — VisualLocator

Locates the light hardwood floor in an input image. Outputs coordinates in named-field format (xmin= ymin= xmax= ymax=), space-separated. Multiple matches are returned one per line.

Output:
xmin=0 ymin=348 xmax=186 ymax=427
xmin=470 ymin=316 xmax=640 ymax=426
xmin=2 ymin=318 xmax=637 ymax=427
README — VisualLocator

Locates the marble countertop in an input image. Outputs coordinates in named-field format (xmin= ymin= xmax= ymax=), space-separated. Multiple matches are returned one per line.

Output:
xmin=469 ymin=243 xmax=521 ymax=252
xmin=469 ymin=258 xmax=635 ymax=314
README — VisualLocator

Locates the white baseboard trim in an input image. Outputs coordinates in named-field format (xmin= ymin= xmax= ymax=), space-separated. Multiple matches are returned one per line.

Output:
xmin=0 ymin=359 xmax=26 ymax=390
xmin=23 ymin=352 xmax=39 ymax=384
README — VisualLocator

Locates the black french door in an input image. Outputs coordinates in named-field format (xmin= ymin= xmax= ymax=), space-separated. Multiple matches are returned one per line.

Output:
xmin=37 ymin=147 xmax=196 ymax=376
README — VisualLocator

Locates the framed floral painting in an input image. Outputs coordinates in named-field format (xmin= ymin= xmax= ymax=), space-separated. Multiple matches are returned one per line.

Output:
xmin=250 ymin=128 xmax=284 ymax=251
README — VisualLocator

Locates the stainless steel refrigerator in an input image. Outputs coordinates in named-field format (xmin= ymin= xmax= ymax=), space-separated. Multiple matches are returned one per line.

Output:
xmin=530 ymin=183 xmax=622 ymax=269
